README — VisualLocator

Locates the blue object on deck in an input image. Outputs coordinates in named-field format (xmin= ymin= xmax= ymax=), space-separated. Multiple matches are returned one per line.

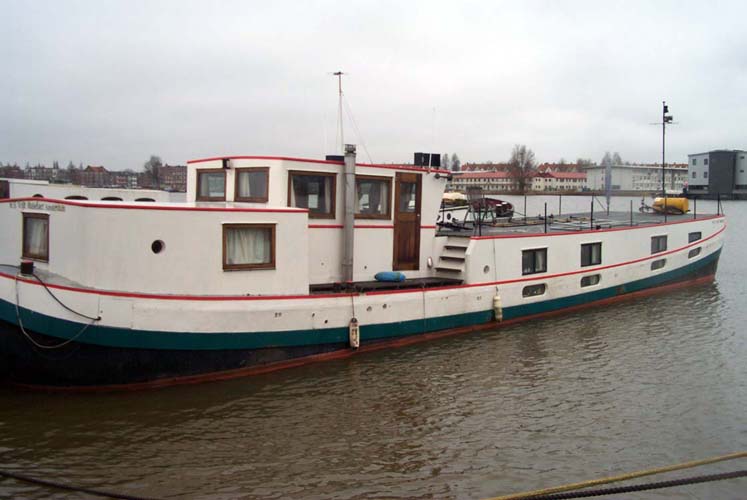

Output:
xmin=374 ymin=271 xmax=406 ymax=282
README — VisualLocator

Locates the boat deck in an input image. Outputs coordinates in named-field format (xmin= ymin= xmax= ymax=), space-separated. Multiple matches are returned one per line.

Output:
xmin=310 ymin=277 xmax=463 ymax=294
xmin=437 ymin=210 xmax=720 ymax=237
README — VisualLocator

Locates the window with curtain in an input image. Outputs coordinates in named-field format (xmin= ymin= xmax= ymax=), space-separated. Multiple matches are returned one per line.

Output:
xmin=651 ymin=235 xmax=667 ymax=254
xmin=522 ymin=248 xmax=547 ymax=275
xmin=355 ymin=176 xmax=391 ymax=219
xmin=197 ymin=170 xmax=226 ymax=201
xmin=580 ymin=242 xmax=602 ymax=267
xmin=235 ymin=168 xmax=269 ymax=202
xmin=223 ymin=224 xmax=275 ymax=270
xmin=288 ymin=172 xmax=335 ymax=218
xmin=23 ymin=213 xmax=49 ymax=261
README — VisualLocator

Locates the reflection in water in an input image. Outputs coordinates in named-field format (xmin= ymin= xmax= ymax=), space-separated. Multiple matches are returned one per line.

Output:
xmin=0 ymin=199 xmax=745 ymax=499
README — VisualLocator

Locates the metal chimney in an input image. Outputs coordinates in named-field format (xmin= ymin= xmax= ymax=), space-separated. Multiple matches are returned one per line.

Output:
xmin=342 ymin=144 xmax=356 ymax=283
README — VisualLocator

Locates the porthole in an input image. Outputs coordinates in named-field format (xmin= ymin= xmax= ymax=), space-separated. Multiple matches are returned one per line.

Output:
xmin=483 ymin=265 xmax=490 ymax=274
xmin=581 ymin=274 xmax=601 ymax=287
xmin=650 ymin=258 xmax=666 ymax=271
xmin=151 ymin=240 xmax=165 ymax=254
xmin=522 ymin=283 xmax=546 ymax=298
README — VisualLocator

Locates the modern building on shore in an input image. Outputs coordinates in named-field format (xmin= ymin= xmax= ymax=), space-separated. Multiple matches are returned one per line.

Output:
xmin=584 ymin=163 xmax=688 ymax=193
xmin=687 ymin=150 xmax=747 ymax=199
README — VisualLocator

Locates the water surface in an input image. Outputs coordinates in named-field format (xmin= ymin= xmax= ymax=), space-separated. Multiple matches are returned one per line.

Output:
xmin=1 ymin=196 xmax=744 ymax=499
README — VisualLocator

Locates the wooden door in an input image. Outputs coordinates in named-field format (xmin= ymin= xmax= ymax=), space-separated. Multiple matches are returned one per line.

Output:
xmin=393 ymin=172 xmax=421 ymax=270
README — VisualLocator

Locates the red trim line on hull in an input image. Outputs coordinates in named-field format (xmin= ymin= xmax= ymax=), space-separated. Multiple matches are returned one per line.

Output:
xmin=0 ymin=225 xmax=725 ymax=301
xmin=11 ymin=272 xmax=716 ymax=393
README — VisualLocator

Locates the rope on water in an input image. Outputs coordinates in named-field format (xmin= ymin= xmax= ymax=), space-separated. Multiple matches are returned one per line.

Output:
xmin=0 ymin=469 xmax=162 ymax=500
xmin=517 ymin=470 xmax=747 ymax=499
xmin=486 ymin=450 xmax=747 ymax=500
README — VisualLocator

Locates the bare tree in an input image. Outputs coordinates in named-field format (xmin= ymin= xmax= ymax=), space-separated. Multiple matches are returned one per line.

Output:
xmin=450 ymin=153 xmax=461 ymax=172
xmin=441 ymin=153 xmax=450 ymax=171
xmin=144 ymin=155 xmax=163 ymax=189
xmin=508 ymin=144 xmax=537 ymax=193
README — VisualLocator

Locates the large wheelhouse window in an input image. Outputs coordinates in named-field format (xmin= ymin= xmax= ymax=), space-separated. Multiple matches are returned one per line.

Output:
xmin=288 ymin=171 xmax=336 ymax=219
xmin=222 ymin=224 xmax=275 ymax=270
xmin=197 ymin=169 xmax=226 ymax=201
xmin=355 ymin=175 xmax=391 ymax=219
xmin=235 ymin=167 xmax=269 ymax=203
xmin=22 ymin=213 xmax=49 ymax=262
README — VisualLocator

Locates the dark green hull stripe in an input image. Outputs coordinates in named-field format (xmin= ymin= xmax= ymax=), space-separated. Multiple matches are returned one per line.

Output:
xmin=0 ymin=249 xmax=720 ymax=351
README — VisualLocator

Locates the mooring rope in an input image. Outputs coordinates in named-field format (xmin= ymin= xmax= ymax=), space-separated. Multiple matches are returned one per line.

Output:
xmin=0 ymin=469 xmax=162 ymax=500
xmin=486 ymin=451 xmax=747 ymax=500
xmin=14 ymin=276 xmax=98 ymax=350
xmin=512 ymin=470 xmax=746 ymax=499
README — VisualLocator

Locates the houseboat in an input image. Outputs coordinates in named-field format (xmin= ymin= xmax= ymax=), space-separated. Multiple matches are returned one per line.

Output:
xmin=0 ymin=146 xmax=726 ymax=389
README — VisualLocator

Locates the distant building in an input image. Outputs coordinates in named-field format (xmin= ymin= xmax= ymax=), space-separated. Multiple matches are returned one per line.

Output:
xmin=0 ymin=165 xmax=25 ymax=179
xmin=688 ymin=150 xmax=747 ymax=198
xmin=449 ymin=171 xmax=519 ymax=192
xmin=532 ymin=171 xmax=587 ymax=191
xmin=584 ymin=163 xmax=688 ymax=193
xmin=73 ymin=165 xmax=110 ymax=187
xmin=158 ymin=164 xmax=187 ymax=192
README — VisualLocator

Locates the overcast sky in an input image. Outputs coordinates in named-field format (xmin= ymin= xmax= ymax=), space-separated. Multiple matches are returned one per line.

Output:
xmin=2 ymin=0 xmax=746 ymax=170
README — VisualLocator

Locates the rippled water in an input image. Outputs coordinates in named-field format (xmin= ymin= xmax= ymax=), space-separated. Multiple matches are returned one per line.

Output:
xmin=1 ymin=197 xmax=745 ymax=499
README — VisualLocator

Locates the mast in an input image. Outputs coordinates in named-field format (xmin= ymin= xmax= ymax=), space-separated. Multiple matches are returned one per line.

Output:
xmin=661 ymin=101 xmax=673 ymax=195
xmin=334 ymin=71 xmax=345 ymax=154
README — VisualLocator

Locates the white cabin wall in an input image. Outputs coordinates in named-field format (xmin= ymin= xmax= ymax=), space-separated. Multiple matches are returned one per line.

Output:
xmin=0 ymin=201 xmax=310 ymax=296
xmin=465 ymin=218 xmax=721 ymax=289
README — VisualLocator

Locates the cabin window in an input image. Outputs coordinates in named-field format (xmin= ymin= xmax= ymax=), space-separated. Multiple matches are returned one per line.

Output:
xmin=580 ymin=274 xmax=601 ymax=287
xmin=101 ymin=197 xmax=123 ymax=201
xmin=135 ymin=198 xmax=156 ymax=202
xmin=222 ymin=224 xmax=275 ymax=270
xmin=22 ymin=213 xmax=49 ymax=262
xmin=651 ymin=258 xmax=666 ymax=270
xmin=522 ymin=283 xmax=546 ymax=297
xmin=580 ymin=242 xmax=602 ymax=267
xmin=522 ymin=248 xmax=547 ymax=275
xmin=196 ymin=169 xmax=226 ymax=201
xmin=688 ymin=232 xmax=701 ymax=243
xmin=688 ymin=247 xmax=701 ymax=259
xmin=355 ymin=175 xmax=391 ymax=219
xmin=288 ymin=171 xmax=336 ymax=218
xmin=235 ymin=167 xmax=269 ymax=203
xmin=0 ymin=180 xmax=8 ymax=199
xmin=65 ymin=195 xmax=88 ymax=200
xmin=651 ymin=235 xmax=667 ymax=254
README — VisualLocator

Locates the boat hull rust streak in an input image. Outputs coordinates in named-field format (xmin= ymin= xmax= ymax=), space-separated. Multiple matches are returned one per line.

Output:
xmin=0 ymin=249 xmax=719 ymax=390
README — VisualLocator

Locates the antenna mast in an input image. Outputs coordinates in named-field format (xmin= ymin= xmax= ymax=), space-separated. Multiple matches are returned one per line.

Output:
xmin=334 ymin=71 xmax=345 ymax=154
xmin=661 ymin=100 xmax=674 ymax=195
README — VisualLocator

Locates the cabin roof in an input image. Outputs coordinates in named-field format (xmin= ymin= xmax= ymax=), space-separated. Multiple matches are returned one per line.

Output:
xmin=186 ymin=155 xmax=451 ymax=175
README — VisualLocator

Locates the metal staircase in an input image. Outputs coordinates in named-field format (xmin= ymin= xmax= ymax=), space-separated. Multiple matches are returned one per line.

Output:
xmin=434 ymin=235 xmax=470 ymax=277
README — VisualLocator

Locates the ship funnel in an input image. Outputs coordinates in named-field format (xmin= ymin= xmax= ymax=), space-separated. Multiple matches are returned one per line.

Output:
xmin=342 ymin=144 xmax=356 ymax=283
